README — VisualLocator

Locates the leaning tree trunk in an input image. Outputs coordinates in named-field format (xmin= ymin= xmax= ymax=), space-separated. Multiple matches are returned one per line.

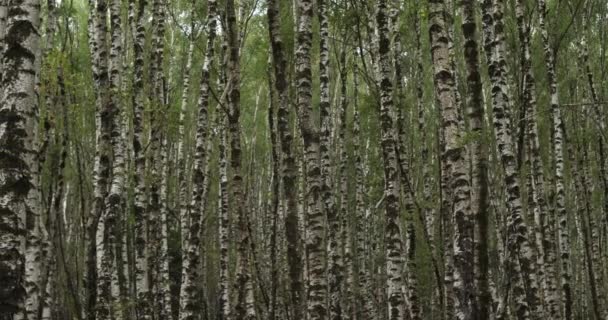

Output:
xmin=179 ymin=0 xmax=217 ymax=318
xmin=582 ymin=147 xmax=608 ymax=320
xmin=515 ymin=0 xmax=560 ymax=317
xmin=266 ymin=0 xmax=304 ymax=317
xmin=480 ymin=0 xmax=541 ymax=318
xmin=578 ymin=41 xmax=608 ymax=320
xmin=572 ymin=132 xmax=603 ymax=320
xmin=177 ymin=26 xmax=195 ymax=256
xmin=580 ymin=39 xmax=608 ymax=270
xmin=0 ymin=0 xmax=40 ymax=317
xmin=428 ymin=0 xmax=474 ymax=318
xmin=295 ymin=0 xmax=327 ymax=318
xmin=389 ymin=4 xmax=421 ymax=319
xmin=537 ymin=1 xmax=572 ymax=318
xmin=376 ymin=1 xmax=405 ymax=319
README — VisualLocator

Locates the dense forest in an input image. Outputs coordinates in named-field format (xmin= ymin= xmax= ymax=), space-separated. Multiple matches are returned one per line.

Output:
xmin=1 ymin=0 xmax=608 ymax=319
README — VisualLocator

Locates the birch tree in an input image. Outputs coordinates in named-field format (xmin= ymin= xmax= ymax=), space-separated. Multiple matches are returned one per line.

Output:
xmin=266 ymin=0 xmax=304 ymax=317
xmin=480 ymin=0 xmax=541 ymax=317
xmin=225 ymin=0 xmax=256 ymax=318
xmin=428 ymin=0 xmax=474 ymax=318
xmin=376 ymin=1 xmax=405 ymax=318
xmin=179 ymin=0 xmax=217 ymax=318
xmin=295 ymin=0 xmax=327 ymax=317
xmin=0 ymin=0 xmax=40 ymax=317
xmin=537 ymin=0 xmax=573 ymax=317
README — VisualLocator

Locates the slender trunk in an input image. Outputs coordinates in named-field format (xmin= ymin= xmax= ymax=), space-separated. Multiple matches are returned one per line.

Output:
xmin=317 ymin=0 xmax=340 ymax=318
xmin=404 ymin=222 xmax=421 ymax=320
xmin=89 ymin=0 xmax=112 ymax=318
xmin=158 ymin=135 xmax=172 ymax=320
xmin=98 ymin=0 xmax=125 ymax=318
xmin=515 ymin=1 xmax=560 ymax=317
xmin=0 ymin=0 xmax=40 ymax=317
xmin=480 ymin=0 xmax=541 ymax=318
xmin=336 ymin=50 xmax=353 ymax=320
xmin=352 ymin=58 xmax=373 ymax=320
xmin=266 ymin=0 xmax=304 ymax=317
xmin=146 ymin=1 xmax=166 ymax=315
xmin=295 ymin=0 xmax=327 ymax=317
xmin=225 ymin=0 xmax=256 ymax=317
xmin=43 ymin=65 xmax=68 ymax=320
xmin=573 ymin=134 xmax=603 ymax=320
xmin=130 ymin=0 xmax=151 ymax=318
xmin=178 ymin=36 xmax=195 ymax=254
xmin=0 ymin=0 xmax=6 ymax=80
xmin=389 ymin=5 xmax=421 ymax=319
xmin=268 ymin=70 xmax=280 ymax=320
xmin=217 ymin=109 xmax=231 ymax=319
xmin=579 ymin=42 xmax=608 ymax=320
xmin=537 ymin=1 xmax=572 ymax=318
xmin=429 ymin=0 xmax=474 ymax=318
xmin=581 ymin=43 xmax=608 ymax=261
xmin=376 ymin=1 xmax=405 ymax=319
xmin=460 ymin=0 xmax=490 ymax=318
xmin=413 ymin=10 xmax=444 ymax=317
xmin=179 ymin=0 xmax=217 ymax=318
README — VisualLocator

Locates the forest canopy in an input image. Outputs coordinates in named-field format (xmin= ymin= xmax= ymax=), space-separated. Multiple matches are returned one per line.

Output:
xmin=1 ymin=0 xmax=607 ymax=319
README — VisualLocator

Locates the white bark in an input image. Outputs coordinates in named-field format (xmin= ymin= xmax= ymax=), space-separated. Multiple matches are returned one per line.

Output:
xmin=376 ymin=1 xmax=405 ymax=319
xmin=179 ymin=0 xmax=217 ymax=318
xmin=538 ymin=0 xmax=573 ymax=318
xmin=129 ymin=0 xmax=151 ymax=318
xmin=0 ymin=0 xmax=40 ymax=317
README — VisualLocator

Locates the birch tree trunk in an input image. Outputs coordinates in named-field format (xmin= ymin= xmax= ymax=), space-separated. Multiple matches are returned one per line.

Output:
xmin=515 ymin=0 xmax=560 ymax=317
xmin=376 ymin=1 xmax=405 ymax=319
xmin=97 ymin=0 xmax=125 ymax=318
xmin=582 ymin=148 xmax=608 ymax=320
xmin=179 ymin=0 xmax=217 ymax=318
xmin=226 ymin=0 xmax=256 ymax=317
xmin=177 ymin=29 xmax=194 ymax=255
xmin=129 ymin=0 xmax=151 ymax=318
xmin=317 ymin=0 xmax=341 ymax=318
xmin=267 ymin=63 xmax=280 ymax=320
xmin=352 ymin=58 xmax=373 ymax=320
xmin=480 ymin=0 xmax=541 ymax=318
xmin=537 ymin=1 xmax=572 ymax=318
xmin=266 ymin=0 xmax=304 ymax=316
xmin=89 ymin=0 xmax=112 ymax=318
xmin=336 ymin=50 xmax=353 ymax=320
xmin=578 ymin=41 xmax=608 ymax=320
xmin=459 ymin=0 xmax=491 ymax=318
xmin=158 ymin=135 xmax=172 ymax=320
xmin=295 ymin=0 xmax=327 ymax=317
xmin=0 ymin=0 xmax=6 ymax=80
xmin=0 ymin=0 xmax=40 ymax=317
xmin=218 ymin=110 xmax=231 ymax=320
xmin=428 ymin=0 xmax=474 ymax=318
